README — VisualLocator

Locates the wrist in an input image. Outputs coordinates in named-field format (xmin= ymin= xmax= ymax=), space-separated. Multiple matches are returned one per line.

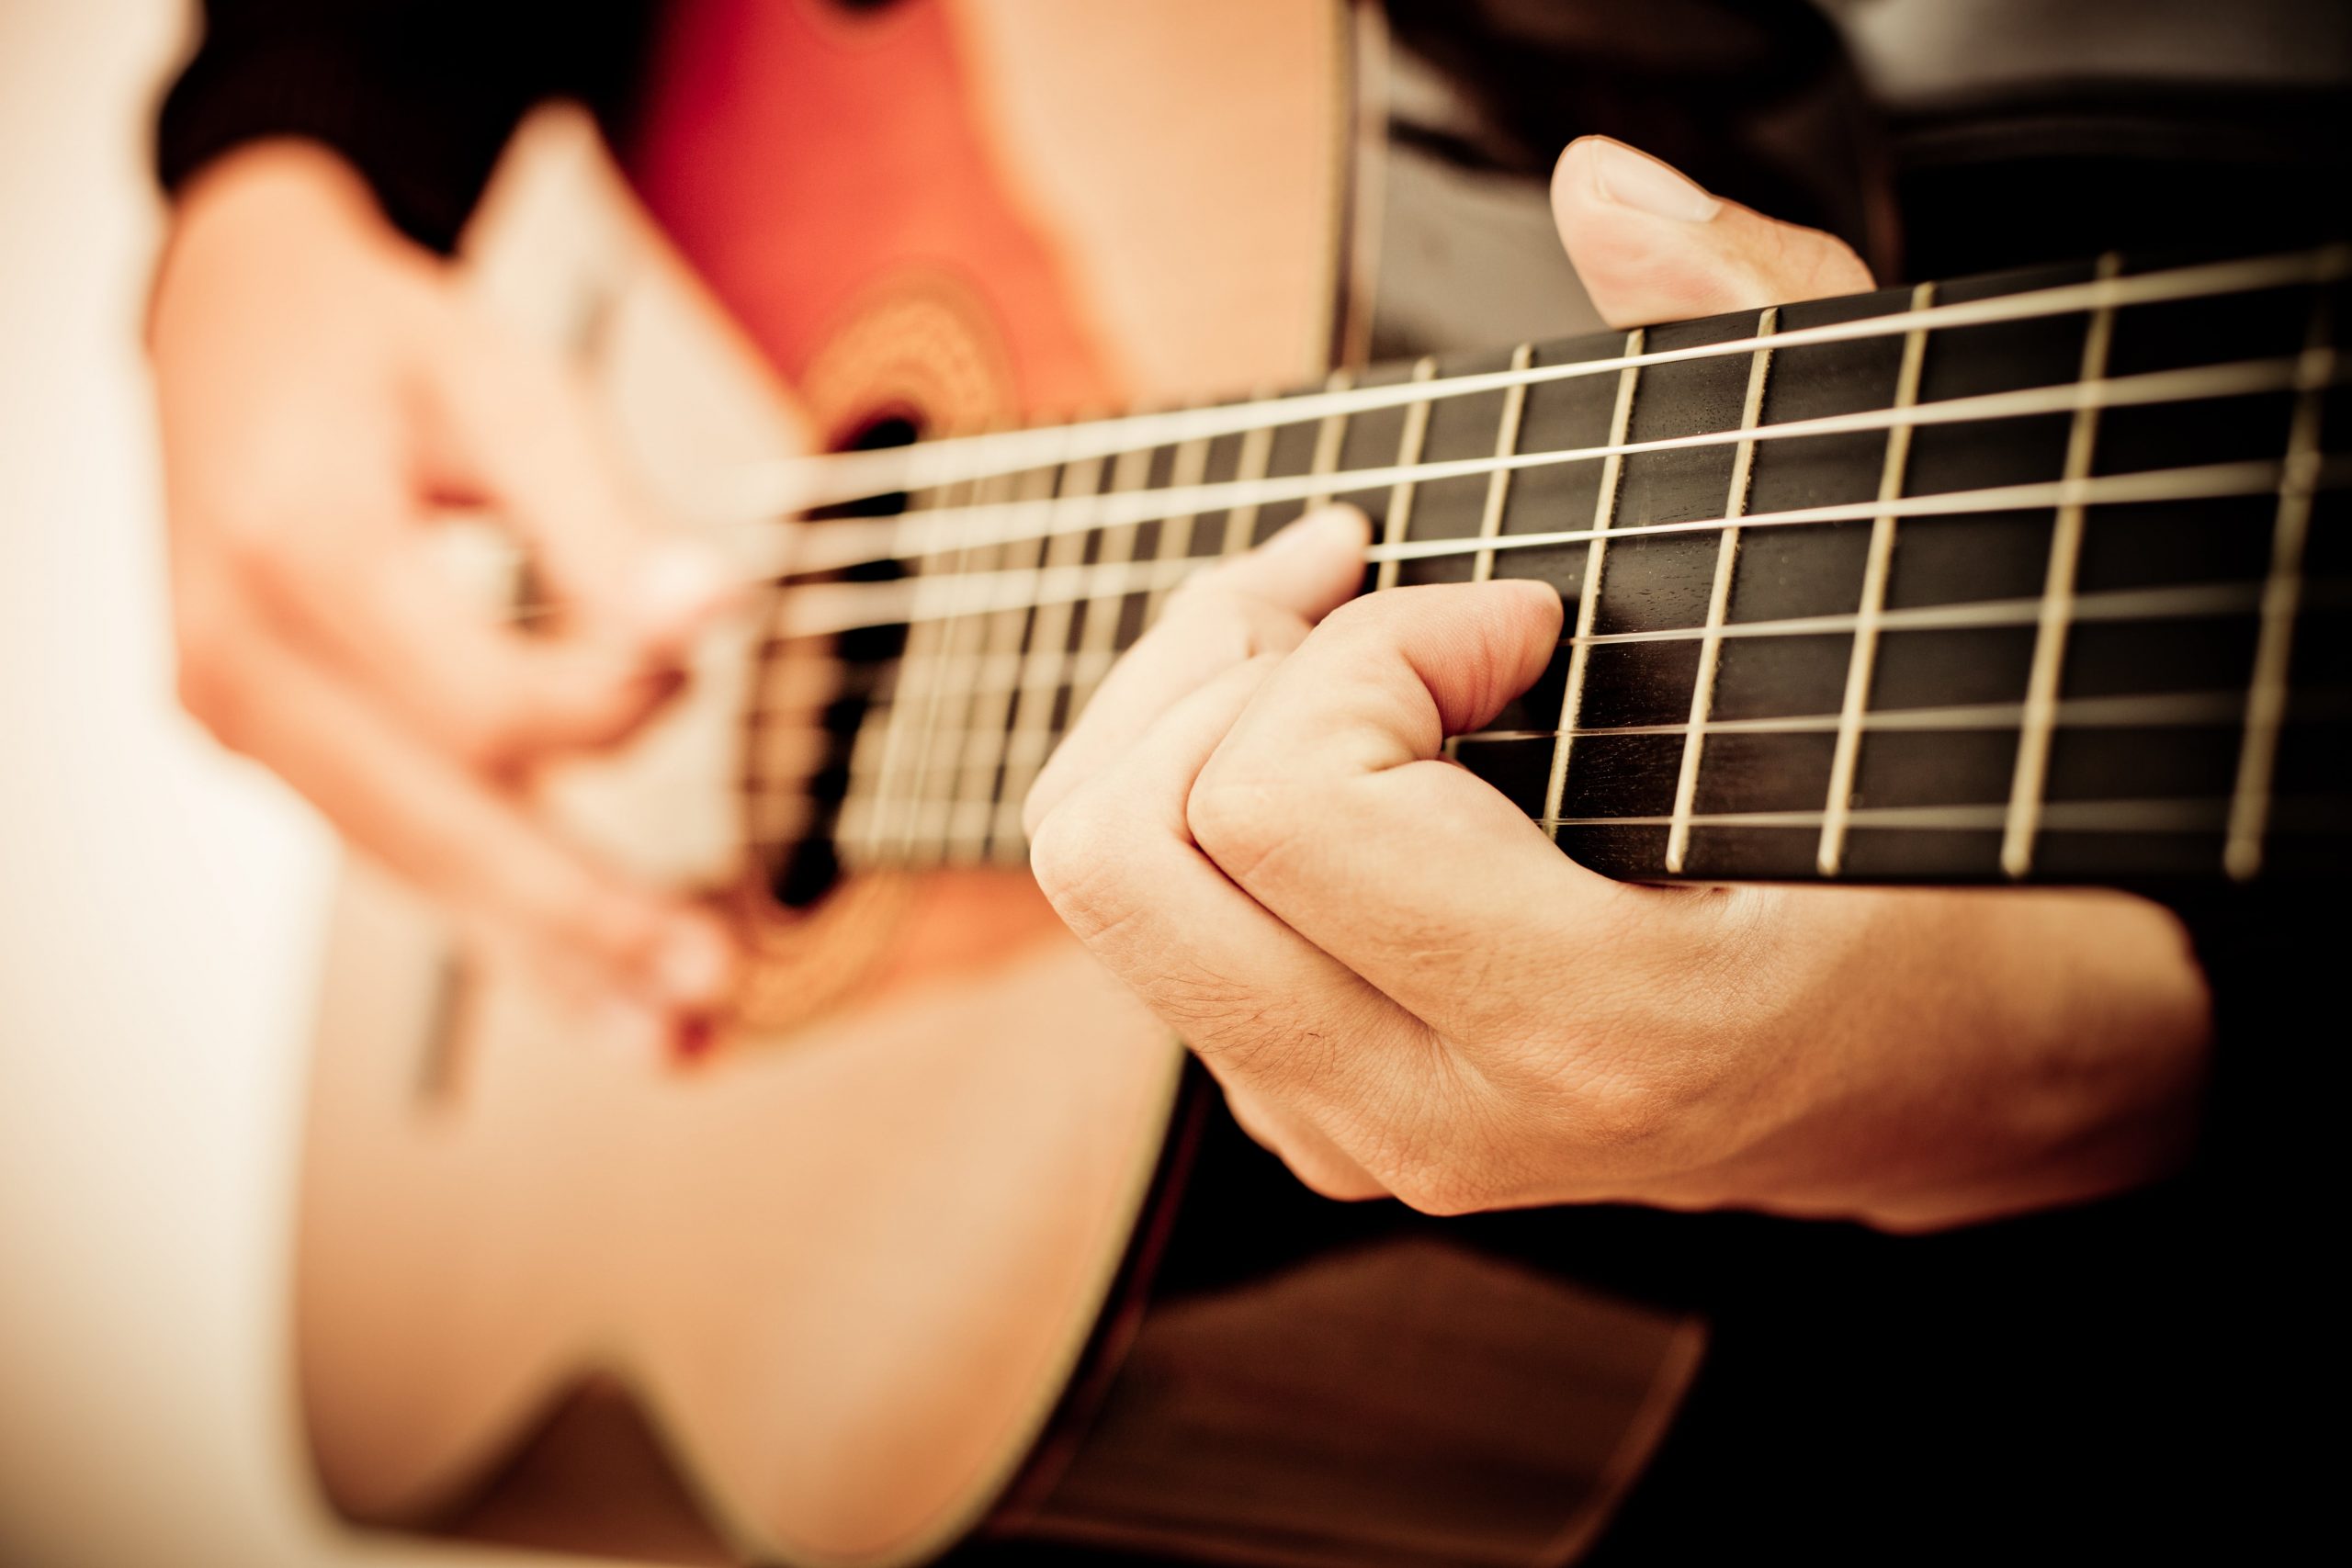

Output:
xmin=1798 ymin=886 xmax=2211 ymax=1228
xmin=1629 ymin=884 xmax=2211 ymax=1229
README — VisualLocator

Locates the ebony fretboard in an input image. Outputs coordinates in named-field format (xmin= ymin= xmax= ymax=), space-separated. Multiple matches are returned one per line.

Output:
xmin=752 ymin=247 xmax=2351 ymax=893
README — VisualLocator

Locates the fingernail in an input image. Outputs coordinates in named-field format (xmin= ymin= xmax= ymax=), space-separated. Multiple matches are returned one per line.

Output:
xmin=635 ymin=542 xmax=729 ymax=631
xmin=1587 ymin=139 xmax=1721 ymax=223
xmin=653 ymin=923 xmax=733 ymax=1005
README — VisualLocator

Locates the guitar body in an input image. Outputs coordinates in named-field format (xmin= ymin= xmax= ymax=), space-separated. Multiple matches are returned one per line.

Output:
xmin=294 ymin=6 xmax=1698 ymax=1566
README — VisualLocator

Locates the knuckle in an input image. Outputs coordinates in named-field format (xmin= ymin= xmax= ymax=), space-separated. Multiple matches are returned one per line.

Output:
xmin=1371 ymin=1111 xmax=1526 ymax=1216
xmin=1019 ymin=773 xmax=1059 ymax=842
xmin=1026 ymin=789 xmax=1135 ymax=941
xmin=1168 ymin=577 xmax=1307 ymax=661
xmin=1183 ymin=767 xmax=1292 ymax=881
xmin=1283 ymin=1149 xmax=1390 ymax=1204
xmin=1379 ymin=1153 xmax=1493 ymax=1218
xmin=1317 ymin=589 xmax=1389 ymax=630
xmin=1564 ymin=1058 xmax=1686 ymax=1157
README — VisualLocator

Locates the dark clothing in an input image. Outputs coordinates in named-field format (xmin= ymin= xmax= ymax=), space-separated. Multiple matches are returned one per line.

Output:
xmin=156 ymin=1 xmax=659 ymax=250
xmin=156 ymin=3 xmax=2347 ymax=1561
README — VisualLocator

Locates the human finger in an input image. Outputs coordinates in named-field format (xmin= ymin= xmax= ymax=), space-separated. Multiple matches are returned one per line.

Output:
xmin=1023 ymin=504 xmax=1367 ymax=836
xmin=418 ymin=315 xmax=735 ymax=659
xmin=175 ymin=584 xmax=735 ymax=1015
xmin=243 ymin=502 xmax=690 ymax=773
xmin=1029 ymin=655 xmax=1432 ymax=1168
xmin=1550 ymin=135 xmax=1876 ymax=328
xmin=1185 ymin=581 xmax=1672 ymax=1045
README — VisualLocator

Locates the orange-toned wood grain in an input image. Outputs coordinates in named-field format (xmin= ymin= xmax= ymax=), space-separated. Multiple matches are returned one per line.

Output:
xmin=629 ymin=0 xmax=1121 ymax=437
xmin=293 ymin=6 xmax=1363 ymax=1563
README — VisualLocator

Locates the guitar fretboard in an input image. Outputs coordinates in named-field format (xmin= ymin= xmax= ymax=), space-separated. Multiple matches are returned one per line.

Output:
xmin=746 ymin=248 xmax=2352 ymax=895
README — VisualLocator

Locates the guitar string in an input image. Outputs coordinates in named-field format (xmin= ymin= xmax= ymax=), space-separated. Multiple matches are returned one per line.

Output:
xmin=719 ymin=244 xmax=2349 ymax=517
xmin=763 ymin=349 xmax=2346 ymax=579
xmin=1539 ymin=799 xmax=2310 ymax=834
xmin=770 ymin=674 xmax=2351 ymax=787
xmin=778 ymin=689 xmax=2346 ymax=807
xmin=805 ymin=797 xmax=2343 ymax=845
xmin=781 ymin=589 xmax=2350 ymax=852
xmin=716 ymin=457 xmax=2347 ymax=641
xmin=804 ymin=804 xmax=2346 ymax=865
xmin=724 ymin=252 xmax=2349 ymax=864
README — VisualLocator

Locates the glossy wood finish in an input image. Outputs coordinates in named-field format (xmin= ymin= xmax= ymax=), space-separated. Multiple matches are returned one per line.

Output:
xmin=790 ymin=254 xmax=2350 ymax=890
xmin=288 ymin=12 xmax=1701 ymax=1568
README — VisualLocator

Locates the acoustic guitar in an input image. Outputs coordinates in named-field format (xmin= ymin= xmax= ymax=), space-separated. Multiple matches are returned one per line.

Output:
xmin=288 ymin=6 xmax=2351 ymax=1566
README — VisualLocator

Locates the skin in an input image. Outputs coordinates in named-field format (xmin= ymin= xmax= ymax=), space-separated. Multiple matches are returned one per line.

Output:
xmin=153 ymin=130 xmax=2212 ymax=1229
xmin=150 ymin=140 xmax=737 ymax=1050
xmin=1023 ymin=138 xmax=2214 ymax=1231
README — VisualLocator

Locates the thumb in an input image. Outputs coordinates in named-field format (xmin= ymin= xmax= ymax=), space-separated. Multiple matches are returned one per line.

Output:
xmin=1551 ymin=136 xmax=1874 ymax=328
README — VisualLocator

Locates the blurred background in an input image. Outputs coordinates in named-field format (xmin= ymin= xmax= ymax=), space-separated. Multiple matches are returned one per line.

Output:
xmin=7 ymin=3 xmax=2346 ymax=1563
xmin=0 ymin=5 xmax=567 ymax=1563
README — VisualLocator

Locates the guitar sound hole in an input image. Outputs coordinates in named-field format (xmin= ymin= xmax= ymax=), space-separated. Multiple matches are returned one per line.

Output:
xmin=761 ymin=414 xmax=916 ymax=909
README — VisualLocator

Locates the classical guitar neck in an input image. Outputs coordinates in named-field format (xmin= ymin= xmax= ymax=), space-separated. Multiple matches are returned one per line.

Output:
xmin=760 ymin=247 xmax=2352 ymax=891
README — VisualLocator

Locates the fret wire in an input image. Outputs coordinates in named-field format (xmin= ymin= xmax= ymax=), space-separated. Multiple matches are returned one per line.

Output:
xmin=1143 ymin=430 xmax=1213 ymax=625
xmin=2224 ymin=306 xmax=2337 ymax=879
xmin=777 ymin=350 xmax=2340 ymax=578
xmin=871 ymin=469 xmax=994 ymax=862
xmin=869 ymin=824 xmax=1026 ymax=866
xmin=758 ymin=246 xmax=2349 ymax=513
xmin=1063 ymin=445 xmax=1157 ymax=722
xmin=2001 ymin=254 xmax=2124 ymax=878
xmin=842 ymin=475 xmax=955 ymax=857
xmin=854 ymin=646 xmax=1123 ymax=706
xmin=946 ymin=457 xmax=1064 ymax=861
xmin=1541 ymin=329 xmax=1645 ymax=835
xmin=1374 ymin=358 xmax=1439 ymax=592
xmin=1667 ymin=310 xmax=1778 ymax=874
xmin=1221 ymin=411 xmax=1279 ymax=556
xmin=1819 ymin=281 xmax=1937 ymax=875
xmin=876 ymin=461 xmax=1030 ymax=863
xmin=1470 ymin=344 xmax=1534 ymax=584
xmin=994 ymin=451 xmax=1105 ymax=850
xmin=807 ymin=726 xmax=1069 ymax=777
xmin=1306 ymin=367 xmax=1353 ymax=509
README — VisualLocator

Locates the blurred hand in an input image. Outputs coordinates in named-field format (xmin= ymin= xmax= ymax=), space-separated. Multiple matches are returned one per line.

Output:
xmin=1024 ymin=138 xmax=2212 ymax=1230
xmin=150 ymin=141 xmax=735 ymax=1042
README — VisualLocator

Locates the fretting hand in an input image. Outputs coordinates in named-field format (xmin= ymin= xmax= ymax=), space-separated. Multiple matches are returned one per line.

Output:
xmin=150 ymin=142 xmax=737 ymax=1043
xmin=1023 ymin=138 xmax=2212 ymax=1230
